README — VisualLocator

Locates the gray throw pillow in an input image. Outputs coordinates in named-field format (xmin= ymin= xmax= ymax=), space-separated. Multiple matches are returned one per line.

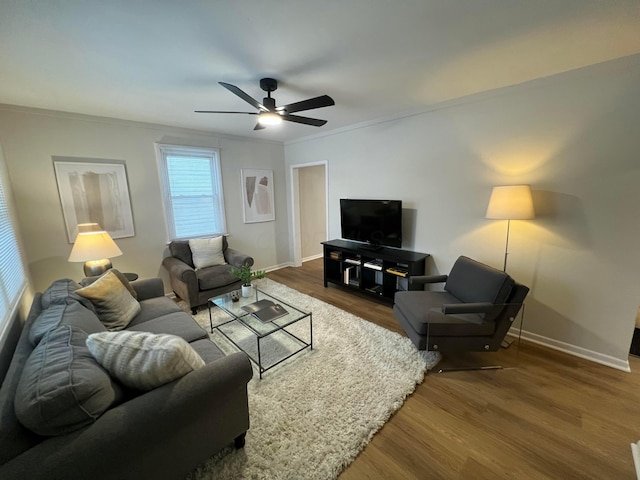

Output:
xmin=86 ymin=331 xmax=205 ymax=391
xmin=15 ymin=325 xmax=123 ymax=436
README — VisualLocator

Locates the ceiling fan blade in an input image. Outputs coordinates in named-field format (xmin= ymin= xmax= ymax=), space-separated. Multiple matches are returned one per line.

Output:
xmin=253 ymin=123 xmax=266 ymax=131
xmin=219 ymin=82 xmax=268 ymax=112
xmin=277 ymin=95 xmax=335 ymax=114
xmin=281 ymin=114 xmax=327 ymax=127
xmin=194 ymin=110 xmax=259 ymax=114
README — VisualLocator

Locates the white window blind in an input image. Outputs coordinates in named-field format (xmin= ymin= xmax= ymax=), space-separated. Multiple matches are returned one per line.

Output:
xmin=156 ymin=144 xmax=227 ymax=240
xmin=0 ymin=158 xmax=27 ymax=330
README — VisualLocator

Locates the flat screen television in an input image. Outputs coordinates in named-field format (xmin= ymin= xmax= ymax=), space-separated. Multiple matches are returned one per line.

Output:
xmin=340 ymin=199 xmax=402 ymax=248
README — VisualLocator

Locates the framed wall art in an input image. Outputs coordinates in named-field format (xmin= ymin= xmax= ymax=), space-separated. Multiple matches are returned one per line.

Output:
xmin=53 ymin=157 xmax=135 ymax=242
xmin=241 ymin=168 xmax=275 ymax=223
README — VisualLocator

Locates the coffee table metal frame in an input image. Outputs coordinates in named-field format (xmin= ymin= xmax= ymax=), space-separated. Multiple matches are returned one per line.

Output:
xmin=208 ymin=288 xmax=313 ymax=378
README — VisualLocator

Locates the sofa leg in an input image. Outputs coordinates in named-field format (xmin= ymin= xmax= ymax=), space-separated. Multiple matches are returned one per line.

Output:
xmin=234 ymin=432 xmax=246 ymax=449
xmin=191 ymin=307 xmax=197 ymax=315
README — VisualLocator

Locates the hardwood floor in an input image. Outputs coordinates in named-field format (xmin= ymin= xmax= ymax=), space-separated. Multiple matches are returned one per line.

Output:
xmin=268 ymin=258 xmax=640 ymax=480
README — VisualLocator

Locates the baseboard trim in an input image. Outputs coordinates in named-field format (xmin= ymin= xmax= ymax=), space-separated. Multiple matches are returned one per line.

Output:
xmin=264 ymin=262 xmax=294 ymax=272
xmin=508 ymin=328 xmax=631 ymax=372
xmin=302 ymin=253 xmax=323 ymax=263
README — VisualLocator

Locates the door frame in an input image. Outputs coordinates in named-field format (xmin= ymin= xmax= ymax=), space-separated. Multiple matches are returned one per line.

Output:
xmin=289 ymin=161 xmax=329 ymax=267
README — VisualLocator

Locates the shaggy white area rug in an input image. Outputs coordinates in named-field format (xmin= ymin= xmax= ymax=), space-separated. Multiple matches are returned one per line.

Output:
xmin=185 ymin=279 xmax=440 ymax=480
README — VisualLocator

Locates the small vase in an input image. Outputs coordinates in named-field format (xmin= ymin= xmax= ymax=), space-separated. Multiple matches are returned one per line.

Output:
xmin=241 ymin=284 xmax=253 ymax=297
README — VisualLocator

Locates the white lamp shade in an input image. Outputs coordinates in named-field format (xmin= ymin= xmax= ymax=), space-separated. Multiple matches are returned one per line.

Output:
xmin=68 ymin=231 xmax=123 ymax=262
xmin=485 ymin=185 xmax=535 ymax=220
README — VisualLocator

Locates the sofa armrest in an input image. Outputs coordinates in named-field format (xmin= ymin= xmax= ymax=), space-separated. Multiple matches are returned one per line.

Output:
xmin=441 ymin=302 xmax=494 ymax=315
xmin=0 ymin=352 xmax=253 ymax=480
xmin=224 ymin=248 xmax=254 ymax=268
xmin=130 ymin=278 xmax=164 ymax=301
xmin=409 ymin=274 xmax=448 ymax=286
xmin=162 ymin=256 xmax=198 ymax=285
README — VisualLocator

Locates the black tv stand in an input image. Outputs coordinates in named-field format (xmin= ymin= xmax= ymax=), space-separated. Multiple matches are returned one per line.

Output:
xmin=322 ymin=239 xmax=429 ymax=303
xmin=359 ymin=244 xmax=384 ymax=252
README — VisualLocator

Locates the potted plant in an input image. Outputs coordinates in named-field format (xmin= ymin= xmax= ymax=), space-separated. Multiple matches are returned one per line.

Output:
xmin=230 ymin=264 xmax=266 ymax=297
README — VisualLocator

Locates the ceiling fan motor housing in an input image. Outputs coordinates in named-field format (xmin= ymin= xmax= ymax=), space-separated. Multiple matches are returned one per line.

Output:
xmin=260 ymin=77 xmax=278 ymax=93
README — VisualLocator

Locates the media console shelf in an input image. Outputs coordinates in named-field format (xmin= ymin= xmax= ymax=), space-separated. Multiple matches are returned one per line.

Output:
xmin=322 ymin=239 xmax=429 ymax=303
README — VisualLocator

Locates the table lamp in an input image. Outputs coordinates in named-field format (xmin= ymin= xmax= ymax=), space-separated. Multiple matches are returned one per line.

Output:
xmin=485 ymin=185 xmax=535 ymax=271
xmin=68 ymin=224 xmax=123 ymax=276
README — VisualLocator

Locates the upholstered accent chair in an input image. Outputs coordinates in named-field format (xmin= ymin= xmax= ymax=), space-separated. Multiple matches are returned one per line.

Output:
xmin=393 ymin=256 xmax=529 ymax=354
xmin=162 ymin=237 xmax=254 ymax=314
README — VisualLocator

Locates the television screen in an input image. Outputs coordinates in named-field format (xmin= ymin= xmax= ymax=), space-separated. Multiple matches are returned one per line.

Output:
xmin=340 ymin=199 xmax=402 ymax=248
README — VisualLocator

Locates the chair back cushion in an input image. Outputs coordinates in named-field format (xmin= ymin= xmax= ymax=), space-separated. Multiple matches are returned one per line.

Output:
xmin=445 ymin=256 xmax=514 ymax=305
xmin=169 ymin=237 xmax=228 ymax=269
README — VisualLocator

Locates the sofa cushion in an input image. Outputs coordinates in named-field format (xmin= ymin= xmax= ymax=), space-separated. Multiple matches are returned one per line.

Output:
xmin=127 ymin=312 xmax=208 ymax=343
xmin=189 ymin=338 xmax=226 ymax=364
xmin=86 ymin=331 xmax=205 ymax=391
xmin=75 ymin=270 xmax=141 ymax=331
xmin=189 ymin=236 xmax=227 ymax=269
xmin=197 ymin=265 xmax=239 ymax=291
xmin=40 ymin=278 xmax=95 ymax=312
xmin=130 ymin=296 xmax=184 ymax=325
xmin=14 ymin=325 xmax=123 ymax=436
xmin=394 ymin=291 xmax=495 ymax=337
xmin=28 ymin=302 xmax=106 ymax=346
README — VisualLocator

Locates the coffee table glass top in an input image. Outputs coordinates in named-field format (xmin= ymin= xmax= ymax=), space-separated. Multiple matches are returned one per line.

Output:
xmin=209 ymin=288 xmax=313 ymax=378
xmin=210 ymin=288 xmax=310 ymax=337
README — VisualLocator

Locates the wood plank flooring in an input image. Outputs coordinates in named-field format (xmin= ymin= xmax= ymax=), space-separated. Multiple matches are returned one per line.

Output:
xmin=268 ymin=258 xmax=640 ymax=480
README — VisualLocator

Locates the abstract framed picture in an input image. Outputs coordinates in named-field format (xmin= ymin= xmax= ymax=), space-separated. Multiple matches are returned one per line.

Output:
xmin=241 ymin=168 xmax=275 ymax=223
xmin=53 ymin=157 xmax=135 ymax=242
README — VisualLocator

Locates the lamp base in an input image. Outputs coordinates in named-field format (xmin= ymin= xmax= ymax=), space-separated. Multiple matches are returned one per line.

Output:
xmin=83 ymin=259 xmax=112 ymax=277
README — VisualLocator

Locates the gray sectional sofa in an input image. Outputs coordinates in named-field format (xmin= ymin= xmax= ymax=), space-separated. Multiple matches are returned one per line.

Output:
xmin=0 ymin=276 xmax=253 ymax=480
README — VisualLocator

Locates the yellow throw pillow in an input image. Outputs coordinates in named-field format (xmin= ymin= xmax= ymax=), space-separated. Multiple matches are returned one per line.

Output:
xmin=75 ymin=270 xmax=141 ymax=330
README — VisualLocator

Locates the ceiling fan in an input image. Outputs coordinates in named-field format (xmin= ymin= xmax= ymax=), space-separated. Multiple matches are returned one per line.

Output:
xmin=195 ymin=78 xmax=335 ymax=130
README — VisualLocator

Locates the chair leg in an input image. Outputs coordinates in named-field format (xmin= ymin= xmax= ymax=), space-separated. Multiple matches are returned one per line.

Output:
xmin=234 ymin=432 xmax=246 ymax=449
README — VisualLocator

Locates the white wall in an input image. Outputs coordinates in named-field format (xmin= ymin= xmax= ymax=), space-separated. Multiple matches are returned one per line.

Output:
xmin=285 ymin=54 xmax=640 ymax=369
xmin=0 ymin=107 xmax=288 ymax=292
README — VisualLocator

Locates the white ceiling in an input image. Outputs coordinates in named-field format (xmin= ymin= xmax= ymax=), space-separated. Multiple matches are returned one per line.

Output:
xmin=1 ymin=1 xmax=639 ymax=143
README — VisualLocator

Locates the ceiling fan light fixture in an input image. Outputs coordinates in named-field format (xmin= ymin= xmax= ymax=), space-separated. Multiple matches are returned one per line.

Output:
xmin=257 ymin=112 xmax=283 ymax=126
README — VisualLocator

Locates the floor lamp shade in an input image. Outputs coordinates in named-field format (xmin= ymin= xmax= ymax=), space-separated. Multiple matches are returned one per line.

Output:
xmin=486 ymin=185 xmax=535 ymax=271
xmin=68 ymin=230 xmax=123 ymax=276
xmin=485 ymin=185 xmax=535 ymax=220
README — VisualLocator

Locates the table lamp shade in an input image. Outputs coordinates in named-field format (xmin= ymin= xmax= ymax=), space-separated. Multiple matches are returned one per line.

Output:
xmin=69 ymin=230 xmax=122 ymax=276
xmin=485 ymin=185 xmax=535 ymax=220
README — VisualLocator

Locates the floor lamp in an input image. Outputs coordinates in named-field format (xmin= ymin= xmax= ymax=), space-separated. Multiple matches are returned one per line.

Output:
xmin=485 ymin=185 xmax=535 ymax=272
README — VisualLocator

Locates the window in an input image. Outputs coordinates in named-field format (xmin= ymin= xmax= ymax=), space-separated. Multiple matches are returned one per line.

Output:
xmin=0 ymin=151 xmax=27 ymax=333
xmin=156 ymin=144 xmax=227 ymax=240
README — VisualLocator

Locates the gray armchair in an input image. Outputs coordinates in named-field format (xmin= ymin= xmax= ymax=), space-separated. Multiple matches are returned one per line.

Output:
xmin=162 ymin=237 xmax=254 ymax=314
xmin=393 ymin=256 xmax=529 ymax=353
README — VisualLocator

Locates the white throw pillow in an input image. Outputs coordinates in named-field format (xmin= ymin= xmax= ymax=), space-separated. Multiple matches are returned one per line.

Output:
xmin=189 ymin=236 xmax=226 ymax=269
xmin=86 ymin=331 xmax=205 ymax=391
xmin=75 ymin=270 xmax=141 ymax=331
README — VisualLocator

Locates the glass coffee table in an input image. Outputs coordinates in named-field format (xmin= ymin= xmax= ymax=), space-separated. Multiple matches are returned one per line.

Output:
xmin=208 ymin=288 xmax=313 ymax=378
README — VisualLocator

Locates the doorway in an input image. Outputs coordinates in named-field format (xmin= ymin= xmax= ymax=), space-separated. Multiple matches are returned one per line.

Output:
xmin=290 ymin=162 xmax=328 ymax=266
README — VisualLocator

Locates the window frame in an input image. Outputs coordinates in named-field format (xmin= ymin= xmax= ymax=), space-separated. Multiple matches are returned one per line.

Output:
xmin=155 ymin=143 xmax=227 ymax=241
xmin=0 ymin=149 xmax=27 ymax=340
